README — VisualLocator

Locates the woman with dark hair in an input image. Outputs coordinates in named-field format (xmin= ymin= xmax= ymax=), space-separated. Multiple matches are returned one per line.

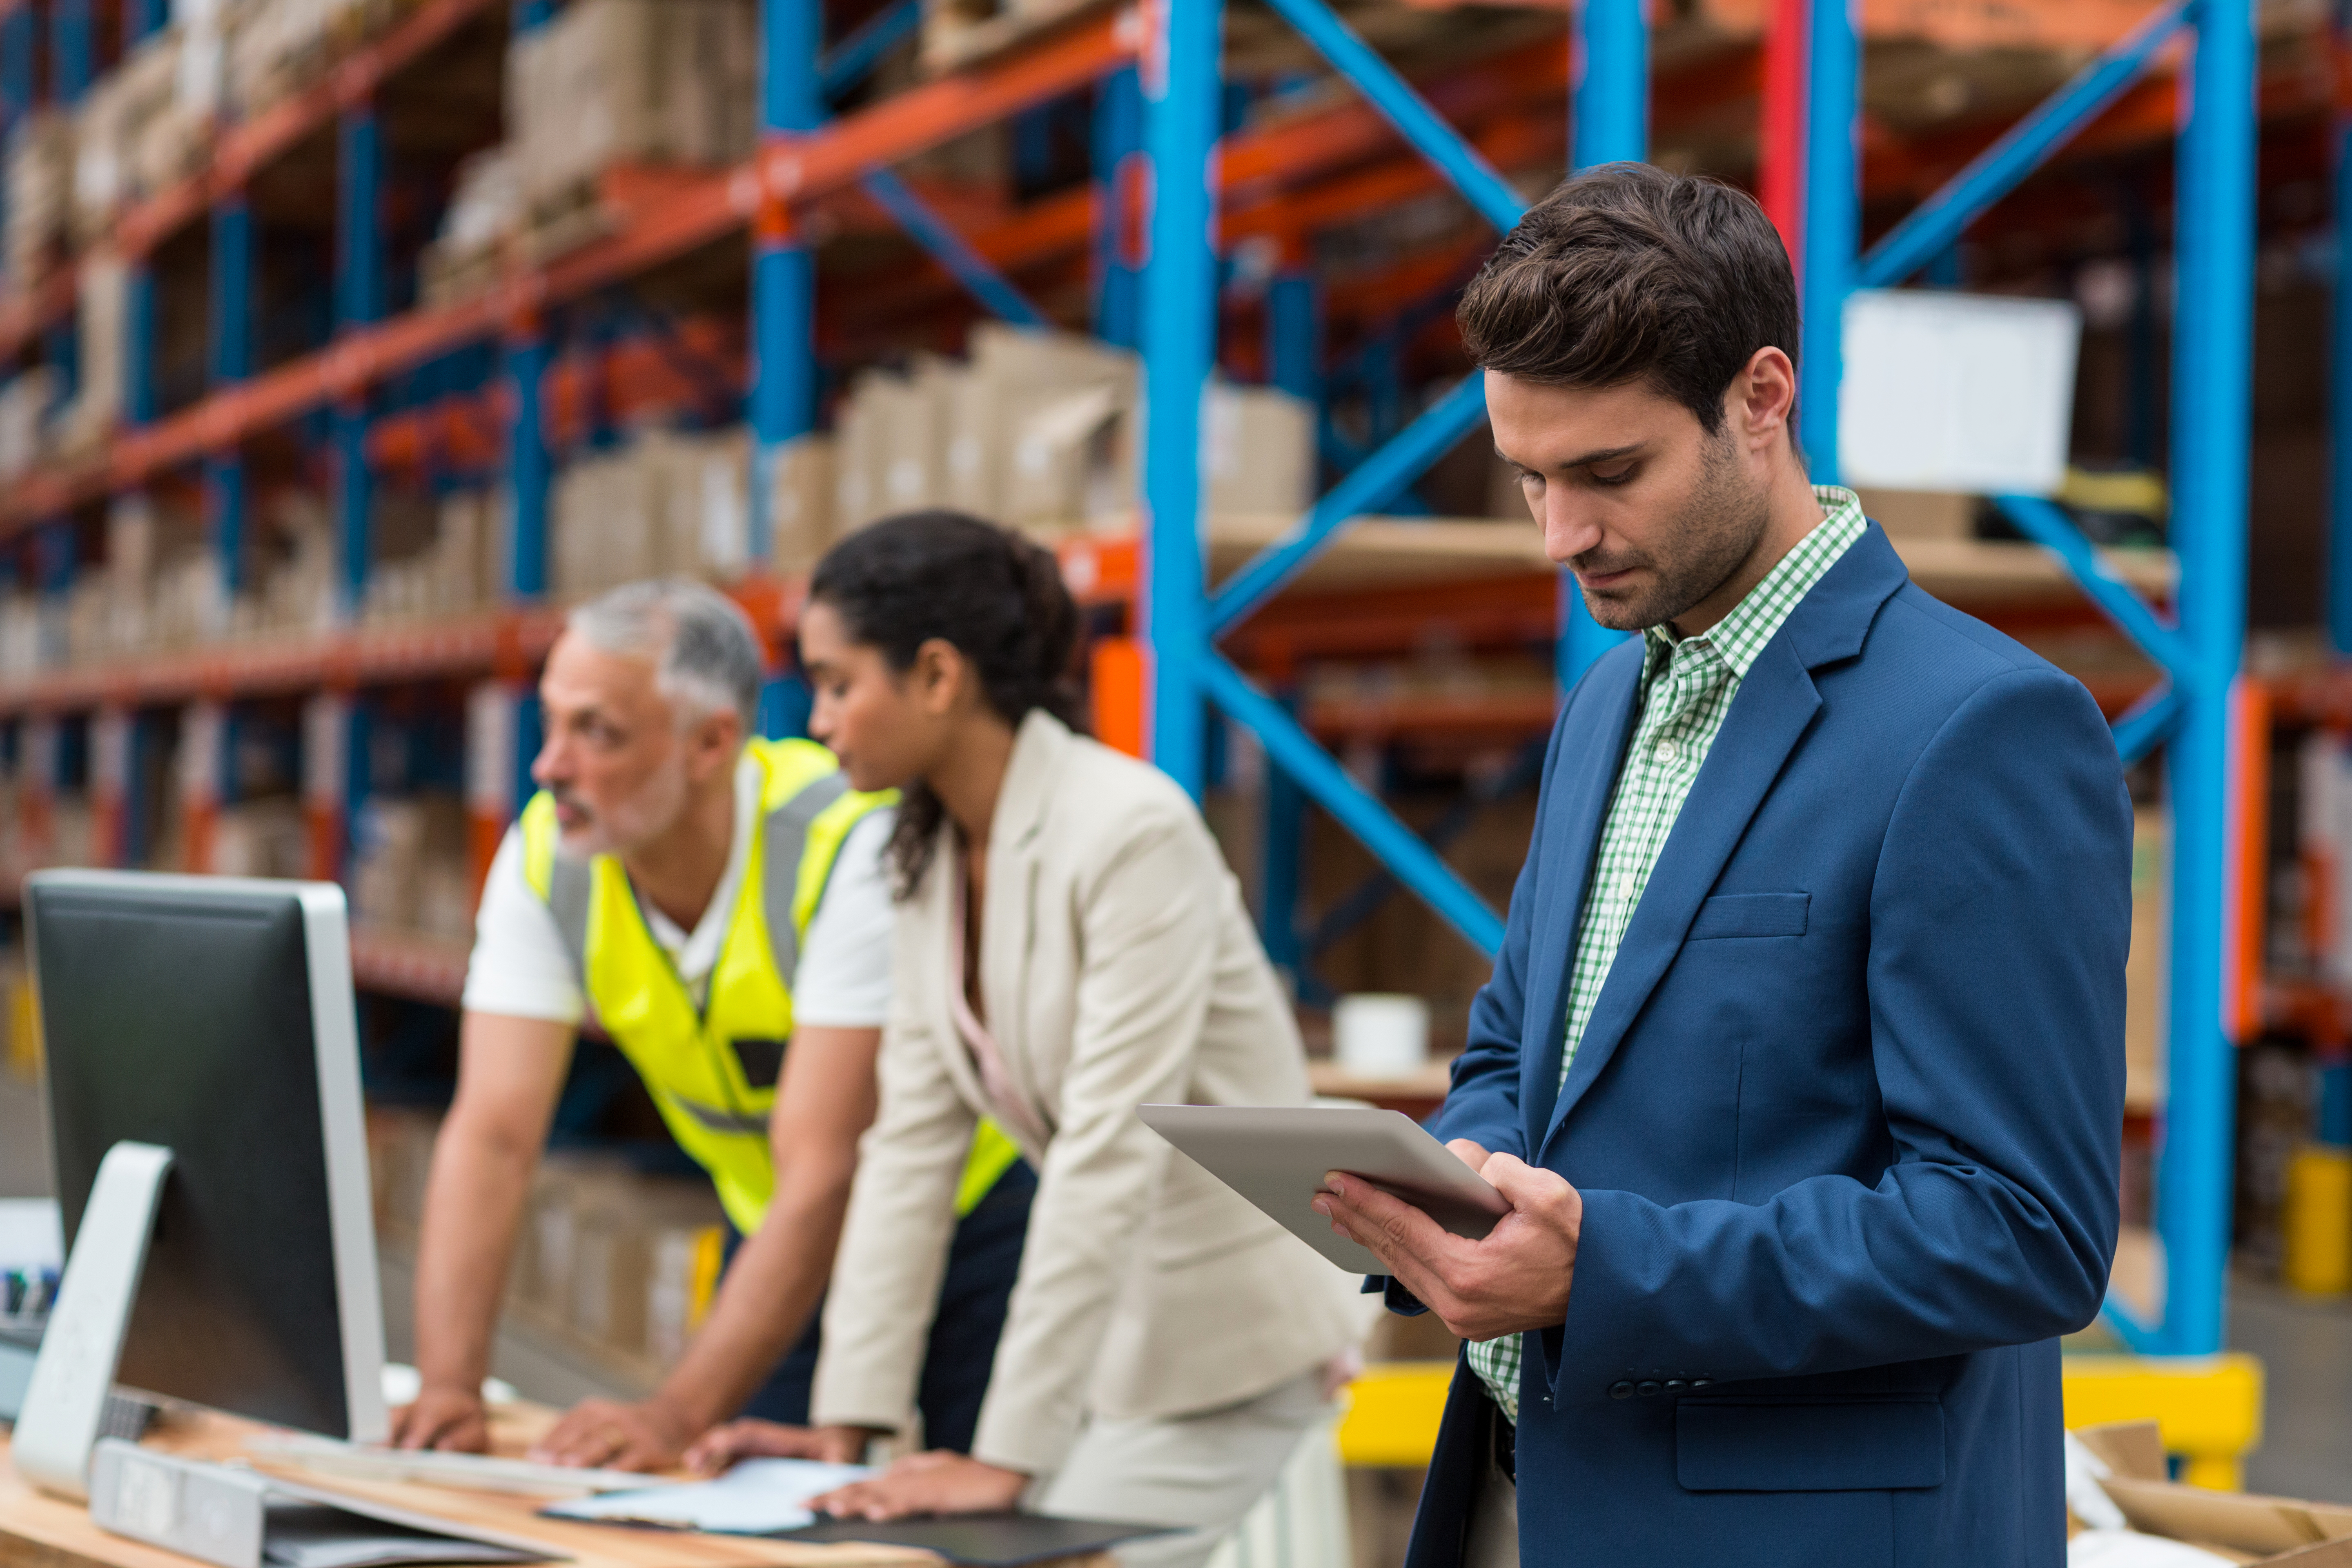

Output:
xmin=684 ymin=512 xmax=1370 ymax=1567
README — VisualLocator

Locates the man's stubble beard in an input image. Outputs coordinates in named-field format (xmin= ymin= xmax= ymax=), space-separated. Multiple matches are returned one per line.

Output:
xmin=555 ymin=756 xmax=690 ymax=859
xmin=1577 ymin=429 xmax=1773 ymax=633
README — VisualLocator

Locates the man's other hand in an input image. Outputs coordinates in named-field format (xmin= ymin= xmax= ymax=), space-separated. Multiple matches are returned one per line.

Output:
xmin=1312 ymin=1140 xmax=1581 ymax=1341
xmin=390 ymin=1386 xmax=489 ymax=1453
xmin=528 ymin=1396 xmax=698 ymax=1471
xmin=806 ymin=1452 xmax=1029 ymax=1520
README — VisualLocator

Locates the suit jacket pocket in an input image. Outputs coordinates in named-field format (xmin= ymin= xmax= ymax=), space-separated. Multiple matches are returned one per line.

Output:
xmin=1676 ymin=1398 xmax=1944 ymax=1491
xmin=1686 ymin=891 xmax=1810 ymax=941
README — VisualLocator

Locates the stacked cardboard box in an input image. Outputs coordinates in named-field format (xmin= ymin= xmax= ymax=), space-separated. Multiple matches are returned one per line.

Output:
xmin=550 ymin=426 xmax=753 ymax=598
xmin=225 ymin=0 xmax=414 ymax=120
xmin=418 ymin=147 xmax=521 ymax=307
xmin=515 ymin=1153 xmax=727 ymax=1373
xmin=363 ymin=490 xmax=498 ymax=622
xmin=231 ymin=490 xmax=339 ymax=639
xmin=5 ymin=110 xmax=74 ymax=291
xmin=211 ymin=798 xmax=311 ymax=879
xmin=507 ymin=0 xmax=757 ymax=223
xmin=829 ymin=324 xmax=1314 ymax=539
xmin=351 ymin=793 xmax=473 ymax=941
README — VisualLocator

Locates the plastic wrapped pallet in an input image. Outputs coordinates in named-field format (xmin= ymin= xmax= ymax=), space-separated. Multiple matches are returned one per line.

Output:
xmin=1205 ymin=380 xmax=1315 ymax=519
xmin=508 ymin=0 xmax=757 ymax=221
xmin=419 ymin=145 xmax=520 ymax=306
xmin=71 ymin=32 xmax=182 ymax=245
xmin=832 ymin=356 xmax=960 ymax=533
xmin=0 ymin=369 xmax=56 ymax=482
xmin=55 ymin=249 xmax=128 ymax=461
xmin=5 ymin=110 xmax=74 ymax=290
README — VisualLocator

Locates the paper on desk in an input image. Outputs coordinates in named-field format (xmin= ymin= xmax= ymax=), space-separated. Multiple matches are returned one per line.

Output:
xmin=540 ymin=1460 xmax=872 ymax=1535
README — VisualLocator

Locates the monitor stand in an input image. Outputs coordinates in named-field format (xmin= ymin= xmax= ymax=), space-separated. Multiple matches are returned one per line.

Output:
xmin=11 ymin=1140 xmax=174 ymax=1501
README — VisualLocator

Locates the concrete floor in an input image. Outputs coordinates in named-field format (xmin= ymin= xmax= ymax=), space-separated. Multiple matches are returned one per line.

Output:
xmin=5 ymin=1069 xmax=2346 ymax=1494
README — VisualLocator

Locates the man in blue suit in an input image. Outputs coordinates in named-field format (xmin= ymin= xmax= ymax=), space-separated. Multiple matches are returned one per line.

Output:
xmin=1312 ymin=164 xmax=2130 ymax=1567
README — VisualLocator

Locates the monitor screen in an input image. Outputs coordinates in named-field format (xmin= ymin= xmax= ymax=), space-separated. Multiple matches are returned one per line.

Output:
xmin=30 ymin=875 xmax=374 ymax=1438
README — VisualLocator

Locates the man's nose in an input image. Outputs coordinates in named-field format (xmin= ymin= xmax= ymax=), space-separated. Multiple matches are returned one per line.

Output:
xmin=1543 ymin=496 xmax=1606 ymax=566
xmin=530 ymin=731 xmax=569 ymax=788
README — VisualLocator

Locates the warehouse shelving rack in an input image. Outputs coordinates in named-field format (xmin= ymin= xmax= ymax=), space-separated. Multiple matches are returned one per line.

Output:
xmin=0 ymin=0 xmax=2292 ymax=1470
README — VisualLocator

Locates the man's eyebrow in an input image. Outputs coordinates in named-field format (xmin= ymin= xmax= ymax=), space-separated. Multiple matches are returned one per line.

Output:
xmin=1554 ymin=441 xmax=1645 ymax=470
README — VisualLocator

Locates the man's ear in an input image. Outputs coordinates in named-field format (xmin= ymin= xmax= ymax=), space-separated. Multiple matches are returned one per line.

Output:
xmin=686 ymin=708 xmax=744 ymax=780
xmin=1732 ymin=345 xmax=1798 ymax=457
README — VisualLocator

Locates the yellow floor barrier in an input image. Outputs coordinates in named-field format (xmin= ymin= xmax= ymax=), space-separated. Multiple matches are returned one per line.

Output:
xmin=1340 ymin=1354 xmax=2266 ymax=1491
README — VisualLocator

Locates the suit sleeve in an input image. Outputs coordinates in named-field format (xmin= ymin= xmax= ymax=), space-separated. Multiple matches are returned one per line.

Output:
xmin=966 ymin=811 xmax=1223 ymax=1476
xmin=1548 ymin=666 xmax=2129 ymax=1395
xmin=808 ymin=931 xmax=978 ymax=1434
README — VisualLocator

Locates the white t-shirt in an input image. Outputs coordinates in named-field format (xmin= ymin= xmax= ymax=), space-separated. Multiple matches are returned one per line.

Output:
xmin=461 ymin=753 xmax=897 ymax=1029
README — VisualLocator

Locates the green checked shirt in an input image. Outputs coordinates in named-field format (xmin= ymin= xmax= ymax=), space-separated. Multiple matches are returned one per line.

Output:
xmin=1467 ymin=486 xmax=1867 ymax=1424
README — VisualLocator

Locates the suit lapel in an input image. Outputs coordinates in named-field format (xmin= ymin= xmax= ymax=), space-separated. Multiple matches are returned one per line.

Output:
xmin=915 ymin=845 xmax=988 ymax=1110
xmin=1519 ymin=646 xmax=1644 ymax=1149
xmin=979 ymin=711 xmax=1066 ymax=1122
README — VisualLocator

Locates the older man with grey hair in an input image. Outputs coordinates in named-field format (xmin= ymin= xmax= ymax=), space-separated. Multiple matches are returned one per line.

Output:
xmin=392 ymin=579 xmax=1034 ymax=1472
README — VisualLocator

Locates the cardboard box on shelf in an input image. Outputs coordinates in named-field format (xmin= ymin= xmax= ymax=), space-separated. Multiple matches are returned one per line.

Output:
xmin=366 ymin=1105 xmax=443 ymax=1241
xmin=5 ymin=109 xmax=73 ymax=290
xmin=1206 ymin=380 xmax=1314 ymax=519
xmin=508 ymin=0 xmax=756 ymax=222
xmin=1852 ymin=487 xmax=1977 ymax=540
xmin=766 ymin=434 xmax=835 ymax=571
xmin=352 ymin=793 xmax=471 ymax=938
xmin=70 ymin=30 xmax=183 ymax=244
xmin=211 ymin=798 xmax=311 ymax=880
xmin=551 ymin=426 xmax=755 ymax=597
xmin=518 ymin=1156 xmax=724 ymax=1366
xmin=419 ymin=145 xmax=521 ymax=307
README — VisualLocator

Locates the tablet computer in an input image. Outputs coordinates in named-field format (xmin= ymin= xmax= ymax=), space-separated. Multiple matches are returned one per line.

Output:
xmin=1136 ymin=1104 xmax=1508 ymax=1274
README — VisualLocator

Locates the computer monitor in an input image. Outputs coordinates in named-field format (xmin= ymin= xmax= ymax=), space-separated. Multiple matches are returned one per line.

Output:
xmin=13 ymin=871 xmax=387 ymax=1495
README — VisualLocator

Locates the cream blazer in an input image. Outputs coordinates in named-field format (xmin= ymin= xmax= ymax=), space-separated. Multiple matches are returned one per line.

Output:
xmin=810 ymin=711 xmax=1372 ymax=1477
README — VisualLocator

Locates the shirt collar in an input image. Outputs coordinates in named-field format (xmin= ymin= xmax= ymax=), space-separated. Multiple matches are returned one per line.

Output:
xmin=1641 ymin=486 xmax=1867 ymax=682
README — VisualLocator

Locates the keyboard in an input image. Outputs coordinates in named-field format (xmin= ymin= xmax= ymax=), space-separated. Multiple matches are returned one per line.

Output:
xmin=243 ymin=1433 xmax=651 ymax=1497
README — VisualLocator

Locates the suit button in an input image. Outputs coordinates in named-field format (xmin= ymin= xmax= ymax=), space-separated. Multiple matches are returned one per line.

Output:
xmin=1636 ymin=1380 xmax=1662 ymax=1398
xmin=1691 ymin=1378 xmax=1713 ymax=1389
xmin=1664 ymin=1379 xmax=1688 ymax=1394
xmin=1608 ymin=1381 xmax=1634 ymax=1400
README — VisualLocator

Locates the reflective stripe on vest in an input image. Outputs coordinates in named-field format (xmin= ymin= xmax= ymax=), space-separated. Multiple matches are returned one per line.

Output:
xmin=519 ymin=738 xmax=1020 ymax=1231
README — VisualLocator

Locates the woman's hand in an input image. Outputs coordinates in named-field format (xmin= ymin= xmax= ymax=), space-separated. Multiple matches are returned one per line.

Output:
xmin=684 ymin=1421 xmax=873 ymax=1476
xmin=806 ymin=1452 xmax=1029 ymax=1520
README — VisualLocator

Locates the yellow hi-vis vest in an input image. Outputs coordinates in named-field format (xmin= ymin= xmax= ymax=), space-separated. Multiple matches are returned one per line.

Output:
xmin=519 ymin=737 xmax=1020 ymax=1235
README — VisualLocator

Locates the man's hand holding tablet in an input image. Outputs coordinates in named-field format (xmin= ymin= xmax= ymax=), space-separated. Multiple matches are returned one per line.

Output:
xmin=1135 ymin=1105 xmax=1583 ymax=1341
xmin=1314 ymin=1139 xmax=1583 ymax=1343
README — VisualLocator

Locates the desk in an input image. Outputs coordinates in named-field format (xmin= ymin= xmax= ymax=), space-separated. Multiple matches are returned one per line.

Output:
xmin=0 ymin=1408 xmax=1107 ymax=1568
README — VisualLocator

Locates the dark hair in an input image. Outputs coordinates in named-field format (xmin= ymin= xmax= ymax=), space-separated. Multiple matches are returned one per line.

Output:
xmin=1456 ymin=162 xmax=1800 ymax=439
xmin=808 ymin=510 xmax=1087 ymax=898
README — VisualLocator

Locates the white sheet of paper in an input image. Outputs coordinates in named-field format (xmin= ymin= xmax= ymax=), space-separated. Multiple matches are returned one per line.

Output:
xmin=540 ymin=1460 xmax=873 ymax=1534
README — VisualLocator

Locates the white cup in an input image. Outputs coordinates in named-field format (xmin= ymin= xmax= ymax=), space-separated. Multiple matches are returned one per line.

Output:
xmin=1334 ymin=993 xmax=1430 ymax=1077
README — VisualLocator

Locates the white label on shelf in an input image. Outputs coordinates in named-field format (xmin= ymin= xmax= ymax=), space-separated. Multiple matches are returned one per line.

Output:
xmin=1838 ymin=288 xmax=2082 ymax=498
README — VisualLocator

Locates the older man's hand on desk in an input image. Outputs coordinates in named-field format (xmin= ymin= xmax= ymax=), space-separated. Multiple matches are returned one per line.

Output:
xmin=390 ymin=1386 xmax=490 ymax=1453
xmin=1312 ymin=1139 xmax=1583 ymax=1341
xmin=528 ymin=1396 xmax=700 ymax=1471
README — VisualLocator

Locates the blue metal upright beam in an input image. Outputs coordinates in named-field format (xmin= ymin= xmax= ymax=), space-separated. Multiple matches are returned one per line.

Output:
xmin=125 ymin=262 xmax=155 ymax=423
xmin=1265 ymin=264 xmax=1320 ymax=406
xmin=335 ymin=102 xmax=381 ymax=620
xmin=1558 ymin=0 xmax=1646 ymax=688
xmin=1094 ymin=65 xmax=1143 ymax=350
xmin=0 ymin=4 xmax=33 ymax=129
xmin=749 ymin=0 xmax=821 ymax=568
xmin=122 ymin=0 xmax=166 ymax=48
xmin=49 ymin=0 xmax=91 ymax=104
xmin=2154 ymin=0 xmax=2255 ymax=1359
xmin=1138 ymin=0 xmax=1223 ymax=793
xmin=503 ymin=330 xmax=549 ymax=597
xmin=1795 ymin=0 xmax=1857 ymax=481
xmin=209 ymin=192 xmax=253 ymax=597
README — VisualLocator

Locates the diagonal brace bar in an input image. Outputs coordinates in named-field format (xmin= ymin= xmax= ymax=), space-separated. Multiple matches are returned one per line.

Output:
xmin=860 ymin=167 xmax=1047 ymax=326
xmin=1208 ymin=373 xmax=1490 ymax=636
xmin=1258 ymin=0 xmax=1526 ymax=233
xmin=820 ymin=0 xmax=920 ymax=104
xmin=1994 ymin=494 xmax=2196 ymax=683
xmin=2109 ymin=682 xmax=2182 ymax=766
xmin=1857 ymin=0 xmax=2189 ymax=290
xmin=1197 ymin=651 xmax=1507 ymax=956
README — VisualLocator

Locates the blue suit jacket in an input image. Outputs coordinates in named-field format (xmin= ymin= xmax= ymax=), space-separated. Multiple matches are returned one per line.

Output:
xmin=1395 ymin=525 xmax=2130 ymax=1568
